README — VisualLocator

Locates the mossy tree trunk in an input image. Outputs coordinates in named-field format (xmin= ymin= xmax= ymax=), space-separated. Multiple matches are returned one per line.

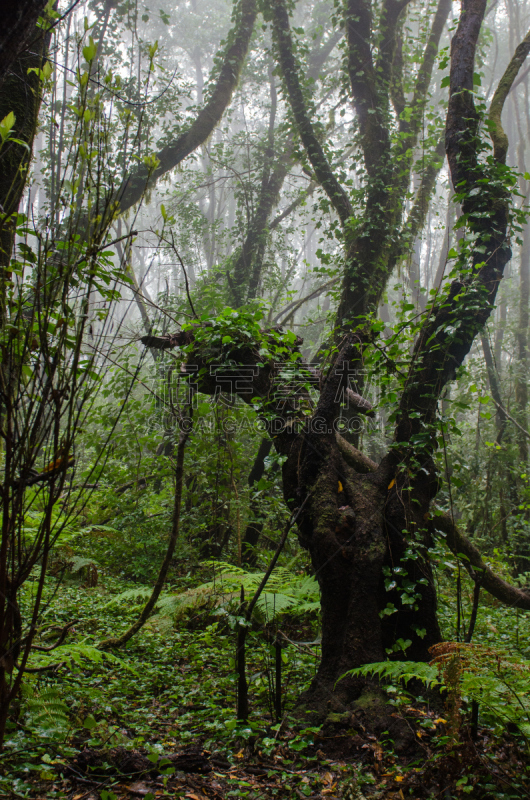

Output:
xmin=0 ymin=22 xmax=49 ymax=270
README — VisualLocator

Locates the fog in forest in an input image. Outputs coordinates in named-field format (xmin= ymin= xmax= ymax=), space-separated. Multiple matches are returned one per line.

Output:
xmin=3 ymin=1 xmax=530 ymax=796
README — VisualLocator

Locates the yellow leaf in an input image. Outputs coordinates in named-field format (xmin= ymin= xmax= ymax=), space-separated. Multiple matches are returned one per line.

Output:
xmin=388 ymin=478 xmax=396 ymax=490
xmin=395 ymin=776 xmax=404 ymax=782
xmin=434 ymin=717 xmax=447 ymax=724
xmin=338 ymin=481 xmax=343 ymax=492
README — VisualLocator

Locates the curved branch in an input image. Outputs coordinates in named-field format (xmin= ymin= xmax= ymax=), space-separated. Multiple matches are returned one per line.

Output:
xmin=269 ymin=182 xmax=317 ymax=230
xmin=433 ymin=511 xmax=530 ymax=610
xmin=336 ymin=433 xmax=378 ymax=473
xmin=330 ymin=437 xmax=530 ymax=610
xmin=99 ymin=422 xmax=191 ymax=650
xmin=273 ymin=277 xmax=338 ymax=325
xmin=488 ymin=27 xmax=530 ymax=163
xmin=113 ymin=0 xmax=257 ymax=215
xmin=13 ymin=459 xmax=75 ymax=489
xmin=270 ymin=0 xmax=353 ymax=226
xmin=30 ymin=620 xmax=78 ymax=652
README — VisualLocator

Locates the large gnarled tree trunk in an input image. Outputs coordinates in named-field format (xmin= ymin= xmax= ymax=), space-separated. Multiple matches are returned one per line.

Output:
xmin=143 ymin=0 xmax=530 ymax=722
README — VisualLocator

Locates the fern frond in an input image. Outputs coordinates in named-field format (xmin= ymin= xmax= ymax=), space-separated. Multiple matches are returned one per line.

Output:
xmin=150 ymin=564 xmax=321 ymax=625
xmin=256 ymin=592 xmax=296 ymax=619
xmin=70 ymin=556 xmax=98 ymax=572
xmin=29 ymin=641 xmax=137 ymax=674
xmin=23 ymin=686 xmax=69 ymax=731
xmin=337 ymin=660 xmax=443 ymax=690
xmin=103 ymin=586 xmax=153 ymax=607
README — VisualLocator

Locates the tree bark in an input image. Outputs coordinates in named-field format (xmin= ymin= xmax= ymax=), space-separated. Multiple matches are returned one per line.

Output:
xmin=516 ymin=217 xmax=530 ymax=461
xmin=0 ymin=0 xmax=48 ymax=91
xmin=0 ymin=22 xmax=49 ymax=269
xmin=241 ymin=438 xmax=273 ymax=565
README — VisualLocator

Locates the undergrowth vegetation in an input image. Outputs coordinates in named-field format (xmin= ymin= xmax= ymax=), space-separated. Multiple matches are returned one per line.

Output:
xmin=2 ymin=551 xmax=530 ymax=799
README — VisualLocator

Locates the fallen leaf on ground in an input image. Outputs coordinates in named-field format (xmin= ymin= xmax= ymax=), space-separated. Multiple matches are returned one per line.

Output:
xmin=128 ymin=783 xmax=151 ymax=796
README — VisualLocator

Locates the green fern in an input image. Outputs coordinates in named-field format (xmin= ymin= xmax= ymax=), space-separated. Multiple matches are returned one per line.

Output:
xmin=70 ymin=556 xmax=98 ymax=573
xmin=339 ymin=647 xmax=530 ymax=738
xmin=338 ymin=660 xmax=442 ymax=690
xmin=22 ymin=685 xmax=70 ymax=732
xmin=104 ymin=562 xmax=320 ymax=626
xmin=103 ymin=585 xmax=154 ymax=609
xmin=28 ymin=641 xmax=137 ymax=674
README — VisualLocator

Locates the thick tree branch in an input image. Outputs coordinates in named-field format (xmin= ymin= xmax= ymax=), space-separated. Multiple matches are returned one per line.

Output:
xmin=112 ymin=0 xmax=257 ymax=216
xmin=406 ymin=0 xmax=452 ymax=133
xmin=445 ymin=0 xmax=486 ymax=189
xmin=0 ymin=21 xmax=50 ymax=267
xmin=13 ymin=459 xmax=75 ymax=489
xmin=270 ymin=0 xmax=353 ymax=226
xmin=344 ymin=0 xmax=391 ymax=174
xmin=231 ymin=153 xmax=291 ymax=306
xmin=433 ymin=512 xmax=530 ymax=610
xmin=395 ymin=0 xmax=530 ymax=445
xmin=396 ymin=135 xmax=446 ymax=260
xmin=488 ymin=28 xmax=530 ymax=163
xmin=335 ymin=0 xmax=450 ymax=331
xmin=326 ymin=440 xmax=530 ymax=610
xmin=230 ymin=29 xmax=343 ymax=307
xmin=140 ymin=325 xmax=309 ymax=456
xmin=375 ymin=0 xmax=413 ymax=104
xmin=336 ymin=433 xmax=378 ymax=473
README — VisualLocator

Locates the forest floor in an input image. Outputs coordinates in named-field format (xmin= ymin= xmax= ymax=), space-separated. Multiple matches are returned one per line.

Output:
xmin=3 ymin=575 xmax=530 ymax=799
